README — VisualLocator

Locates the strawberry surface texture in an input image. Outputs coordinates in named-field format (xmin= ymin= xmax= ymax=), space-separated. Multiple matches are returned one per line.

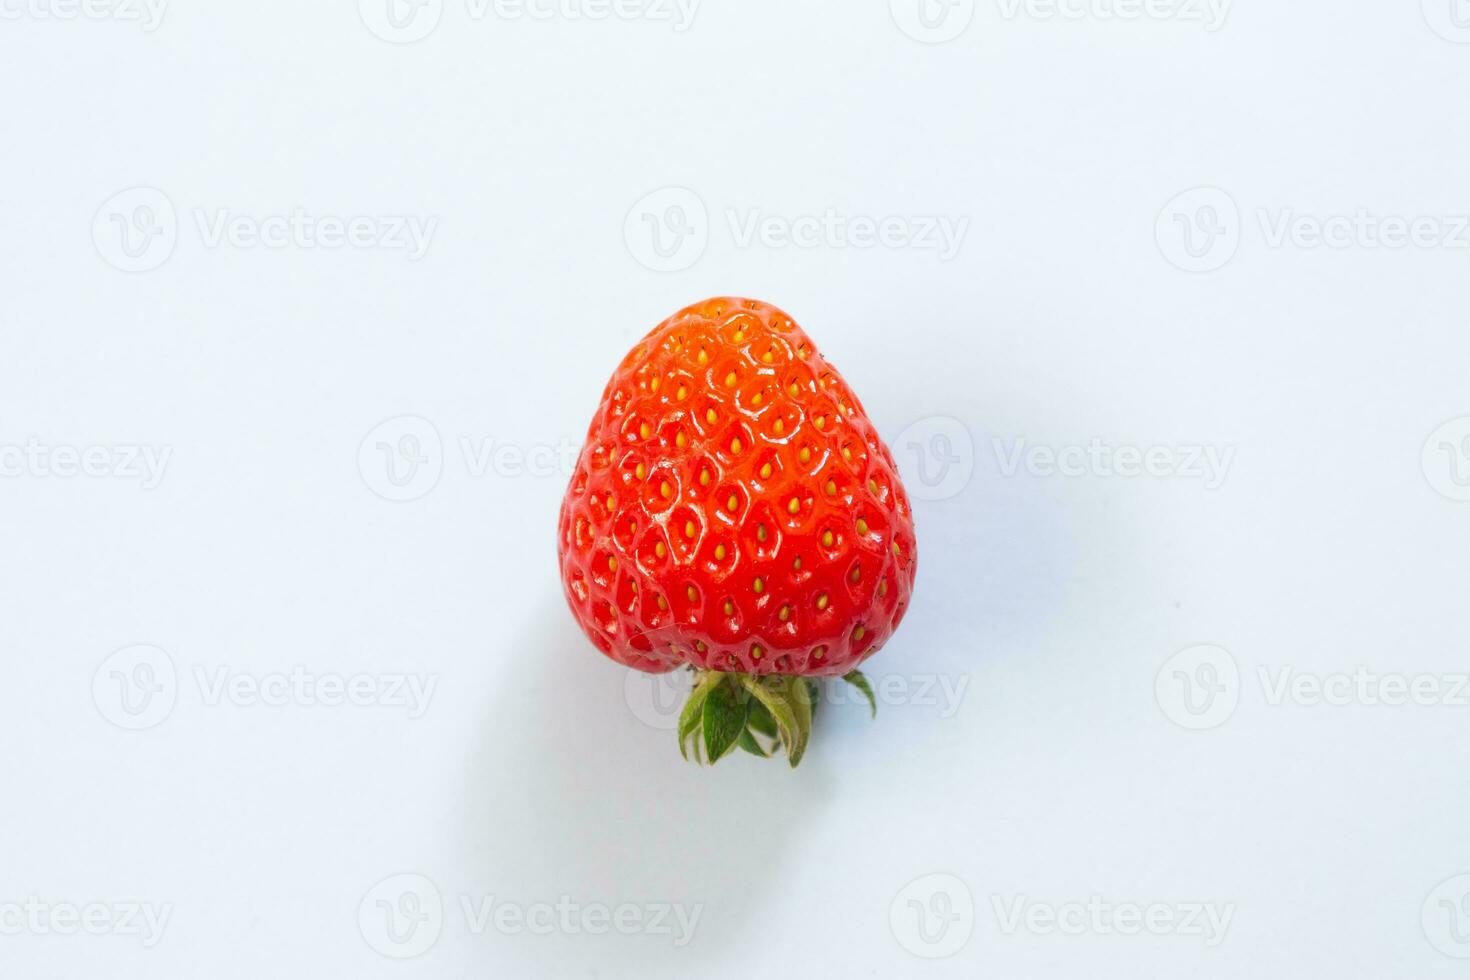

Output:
xmin=556 ymin=298 xmax=919 ymax=765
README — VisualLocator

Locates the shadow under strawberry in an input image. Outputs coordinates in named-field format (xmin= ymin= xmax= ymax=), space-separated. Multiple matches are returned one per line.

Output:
xmin=452 ymin=598 xmax=835 ymax=968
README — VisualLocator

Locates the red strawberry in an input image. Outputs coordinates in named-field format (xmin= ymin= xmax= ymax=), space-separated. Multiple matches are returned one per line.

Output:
xmin=557 ymin=298 xmax=918 ymax=765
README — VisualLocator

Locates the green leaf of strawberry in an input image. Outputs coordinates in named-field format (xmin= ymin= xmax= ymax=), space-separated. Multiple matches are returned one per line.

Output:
xmin=702 ymin=677 xmax=750 ymax=764
xmin=782 ymin=676 xmax=815 ymax=768
xmin=746 ymin=698 xmax=778 ymax=738
xmin=679 ymin=670 xmax=726 ymax=761
xmin=738 ymin=674 xmax=814 ymax=767
xmin=843 ymin=670 xmax=877 ymax=718
xmin=737 ymin=728 xmax=770 ymax=757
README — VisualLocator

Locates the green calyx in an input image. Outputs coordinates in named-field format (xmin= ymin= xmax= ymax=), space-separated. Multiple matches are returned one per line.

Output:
xmin=677 ymin=669 xmax=877 ymax=768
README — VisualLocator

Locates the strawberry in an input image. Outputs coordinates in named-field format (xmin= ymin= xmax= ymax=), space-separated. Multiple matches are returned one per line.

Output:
xmin=557 ymin=298 xmax=918 ymax=765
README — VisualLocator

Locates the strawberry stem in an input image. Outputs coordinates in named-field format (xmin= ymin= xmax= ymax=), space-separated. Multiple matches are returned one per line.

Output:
xmin=676 ymin=669 xmax=875 ymax=768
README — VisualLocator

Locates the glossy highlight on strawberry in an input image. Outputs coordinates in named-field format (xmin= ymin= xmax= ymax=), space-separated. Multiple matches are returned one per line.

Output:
xmin=557 ymin=298 xmax=919 ymax=764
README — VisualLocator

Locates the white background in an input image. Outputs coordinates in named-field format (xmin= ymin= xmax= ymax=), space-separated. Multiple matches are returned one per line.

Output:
xmin=2 ymin=1 xmax=1469 ymax=977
